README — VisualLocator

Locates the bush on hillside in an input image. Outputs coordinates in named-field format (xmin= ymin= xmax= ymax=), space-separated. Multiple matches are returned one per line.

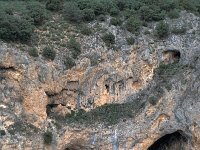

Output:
xmin=139 ymin=5 xmax=165 ymax=21
xmin=110 ymin=17 xmax=122 ymax=26
xmin=29 ymin=47 xmax=39 ymax=57
xmin=43 ymin=131 xmax=53 ymax=145
xmin=102 ymin=32 xmax=115 ymax=47
xmin=125 ymin=16 xmax=142 ymax=33
xmin=67 ymin=37 xmax=81 ymax=59
xmin=0 ymin=12 xmax=33 ymax=42
xmin=168 ymin=9 xmax=180 ymax=19
xmin=82 ymin=9 xmax=95 ymax=21
xmin=42 ymin=46 xmax=56 ymax=60
xmin=126 ymin=37 xmax=135 ymax=45
xmin=110 ymin=7 xmax=120 ymax=16
xmin=63 ymin=2 xmax=82 ymax=23
xmin=26 ymin=3 xmax=47 ymax=25
xmin=158 ymin=0 xmax=179 ymax=12
xmin=46 ymin=0 xmax=64 ymax=11
xmin=98 ymin=14 xmax=106 ymax=21
xmin=79 ymin=25 xmax=92 ymax=35
xmin=64 ymin=56 xmax=76 ymax=70
xmin=155 ymin=21 xmax=169 ymax=38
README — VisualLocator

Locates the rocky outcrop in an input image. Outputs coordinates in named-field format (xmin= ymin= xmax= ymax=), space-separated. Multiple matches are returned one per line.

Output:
xmin=0 ymin=11 xmax=200 ymax=149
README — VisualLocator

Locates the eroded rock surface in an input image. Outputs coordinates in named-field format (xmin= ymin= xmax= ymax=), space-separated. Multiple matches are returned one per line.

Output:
xmin=0 ymin=11 xmax=200 ymax=150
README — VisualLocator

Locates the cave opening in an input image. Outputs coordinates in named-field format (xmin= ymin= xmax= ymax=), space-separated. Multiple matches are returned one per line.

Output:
xmin=162 ymin=50 xmax=181 ymax=64
xmin=46 ymin=104 xmax=65 ymax=117
xmin=105 ymin=84 xmax=109 ymax=93
xmin=148 ymin=131 xmax=189 ymax=150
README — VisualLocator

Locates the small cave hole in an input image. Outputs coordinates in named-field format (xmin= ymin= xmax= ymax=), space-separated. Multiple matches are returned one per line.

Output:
xmin=105 ymin=84 xmax=109 ymax=93
xmin=46 ymin=104 xmax=65 ymax=117
xmin=162 ymin=50 xmax=181 ymax=64
xmin=148 ymin=131 xmax=189 ymax=150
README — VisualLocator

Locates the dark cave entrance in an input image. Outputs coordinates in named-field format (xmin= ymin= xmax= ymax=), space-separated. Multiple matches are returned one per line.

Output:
xmin=148 ymin=131 xmax=189 ymax=150
xmin=162 ymin=50 xmax=181 ymax=64
xmin=105 ymin=84 xmax=109 ymax=93
xmin=46 ymin=104 xmax=65 ymax=117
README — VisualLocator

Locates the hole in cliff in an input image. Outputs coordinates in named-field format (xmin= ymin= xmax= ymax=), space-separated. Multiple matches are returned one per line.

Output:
xmin=148 ymin=131 xmax=189 ymax=150
xmin=162 ymin=50 xmax=181 ymax=64
xmin=105 ymin=84 xmax=109 ymax=93
xmin=46 ymin=104 xmax=65 ymax=117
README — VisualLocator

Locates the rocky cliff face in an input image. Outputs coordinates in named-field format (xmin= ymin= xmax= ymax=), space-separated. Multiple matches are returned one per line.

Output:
xmin=0 ymin=11 xmax=200 ymax=150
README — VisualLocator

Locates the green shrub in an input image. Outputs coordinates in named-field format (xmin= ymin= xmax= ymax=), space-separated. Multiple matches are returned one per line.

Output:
xmin=26 ymin=3 xmax=47 ymax=25
xmin=82 ymin=9 xmax=95 ymax=21
xmin=123 ymin=9 xmax=137 ymax=19
xmin=171 ymin=26 xmax=187 ymax=35
xmin=125 ymin=16 xmax=142 ymax=34
xmin=4 ymin=7 xmax=13 ymax=15
xmin=126 ymin=37 xmax=135 ymax=45
xmin=98 ymin=14 xmax=106 ymax=21
xmin=29 ymin=47 xmax=39 ymax=57
xmin=64 ymin=56 xmax=76 ymax=69
xmin=7 ymin=121 xmax=39 ymax=136
xmin=158 ymin=0 xmax=179 ymax=12
xmin=139 ymin=5 xmax=165 ymax=21
xmin=180 ymin=0 xmax=197 ymax=12
xmin=155 ymin=21 xmax=169 ymax=39
xmin=110 ymin=17 xmax=122 ymax=26
xmin=46 ymin=0 xmax=64 ymax=11
xmin=65 ymin=98 xmax=145 ymax=125
xmin=148 ymin=96 xmax=158 ymax=105
xmin=0 ymin=13 xmax=34 ymax=42
xmin=63 ymin=2 xmax=82 ymax=23
xmin=67 ymin=37 xmax=81 ymax=59
xmin=168 ymin=9 xmax=180 ymax=19
xmin=91 ymin=0 xmax=114 ymax=16
xmin=110 ymin=7 xmax=120 ymax=16
xmin=42 ymin=46 xmax=56 ymax=60
xmin=102 ymin=32 xmax=115 ymax=47
xmin=79 ymin=25 xmax=92 ymax=35
xmin=43 ymin=131 xmax=53 ymax=145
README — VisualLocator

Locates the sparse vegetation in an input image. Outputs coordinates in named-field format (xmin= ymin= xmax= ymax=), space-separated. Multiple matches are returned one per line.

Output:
xmin=171 ymin=26 xmax=187 ymax=35
xmin=43 ymin=131 xmax=53 ymax=145
xmin=67 ymin=37 xmax=81 ymax=59
xmin=89 ymin=53 xmax=101 ymax=66
xmin=7 ymin=121 xmax=39 ymax=136
xmin=65 ymin=98 xmax=145 ymax=125
xmin=42 ymin=46 xmax=56 ymax=60
xmin=78 ymin=25 xmax=92 ymax=35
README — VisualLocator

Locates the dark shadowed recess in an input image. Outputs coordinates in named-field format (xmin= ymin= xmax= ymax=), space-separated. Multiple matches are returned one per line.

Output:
xmin=148 ymin=131 xmax=189 ymax=150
